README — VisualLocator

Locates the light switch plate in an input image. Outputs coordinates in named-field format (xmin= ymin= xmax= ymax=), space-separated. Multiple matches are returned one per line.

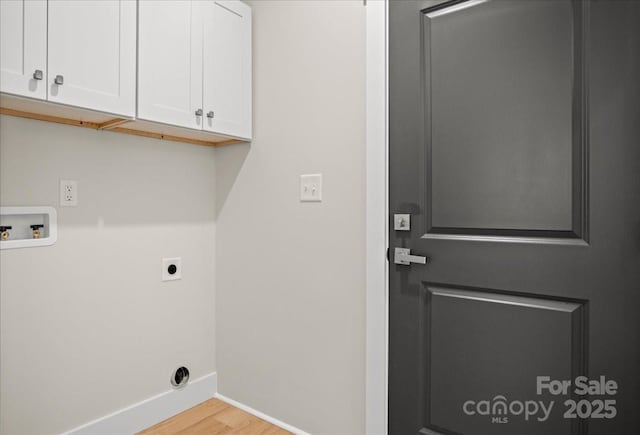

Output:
xmin=300 ymin=174 xmax=322 ymax=202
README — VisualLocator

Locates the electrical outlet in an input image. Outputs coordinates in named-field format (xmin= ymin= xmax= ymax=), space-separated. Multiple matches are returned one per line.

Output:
xmin=162 ymin=257 xmax=182 ymax=281
xmin=60 ymin=180 xmax=78 ymax=206
xmin=300 ymin=173 xmax=322 ymax=202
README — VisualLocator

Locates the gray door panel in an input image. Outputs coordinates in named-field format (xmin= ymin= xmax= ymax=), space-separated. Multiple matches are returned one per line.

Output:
xmin=427 ymin=0 xmax=576 ymax=234
xmin=389 ymin=1 xmax=640 ymax=434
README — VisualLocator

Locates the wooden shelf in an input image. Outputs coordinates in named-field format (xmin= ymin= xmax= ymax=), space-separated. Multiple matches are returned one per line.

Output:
xmin=0 ymin=94 xmax=244 ymax=148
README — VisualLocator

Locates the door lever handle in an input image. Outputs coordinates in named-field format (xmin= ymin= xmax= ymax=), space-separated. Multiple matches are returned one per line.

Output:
xmin=394 ymin=247 xmax=427 ymax=265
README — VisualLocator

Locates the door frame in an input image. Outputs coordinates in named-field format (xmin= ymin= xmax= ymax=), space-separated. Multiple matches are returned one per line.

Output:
xmin=365 ymin=1 xmax=389 ymax=434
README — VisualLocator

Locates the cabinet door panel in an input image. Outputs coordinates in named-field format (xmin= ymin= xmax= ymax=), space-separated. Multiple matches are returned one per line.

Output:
xmin=47 ymin=0 xmax=136 ymax=116
xmin=0 ymin=0 xmax=47 ymax=99
xmin=138 ymin=1 xmax=204 ymax=129
xmin=203 ymin=0 xmax=252 ymax=139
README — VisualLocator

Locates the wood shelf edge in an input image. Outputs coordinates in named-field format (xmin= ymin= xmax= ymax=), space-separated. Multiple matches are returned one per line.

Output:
xmin=97 ymin=118 xmax=131 ymax=130
xmin=0 ymin=106 xmax=242 ymax=148
xmin=109 ymin=126 xmax=242 ymax=147
xmin=0 ymin=106 xmax=105 ymax=130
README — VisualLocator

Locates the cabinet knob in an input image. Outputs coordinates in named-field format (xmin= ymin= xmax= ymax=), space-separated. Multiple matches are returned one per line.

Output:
xmin=207 ymin=111 xmax=214 ymax=119
xmin=195 ymin=109 xmax=203 ymax=116
xmin=54 ymin=75 xmax=64 ymax=85
xmin=33 ymin=70 xmax=43 ymax=80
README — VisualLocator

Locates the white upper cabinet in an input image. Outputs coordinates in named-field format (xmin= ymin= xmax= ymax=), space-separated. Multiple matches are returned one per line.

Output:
xmin=1 ymin=0 xmax=135 ymax=116
xmin=138 ymin=1 xmax=204 ymax=129
xmin=203 ymin=1 xmax=252 ymax=139
xmin=1 ymin=0 xmax=250 ymax=144
xmin=138 ymin=0 xmax=252 ymax=140
xmin=47 ymin=0 xmax=136 ymax=116
xmin=0 ymin=0 xmax=47 ymax=99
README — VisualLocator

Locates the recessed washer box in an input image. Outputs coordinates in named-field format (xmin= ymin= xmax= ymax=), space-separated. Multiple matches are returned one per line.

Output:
xmin=0 ymin=206 xmax=58 ymax=250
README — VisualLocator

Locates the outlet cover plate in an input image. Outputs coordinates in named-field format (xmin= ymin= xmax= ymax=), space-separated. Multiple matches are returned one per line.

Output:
xmin=162 ymin=257 xmax=182 ymax=281
xmin=300 ymin=173 xmax=322 ymax=202
xmin=60 ymin=180 xmax=78 ymax=206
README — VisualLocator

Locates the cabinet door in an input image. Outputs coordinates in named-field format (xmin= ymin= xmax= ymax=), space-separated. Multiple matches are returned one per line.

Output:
xmin=0 ymin=0 xmax=47 ymax=99
xmin=203 ymin=1 xmax=252 ymax=139
xmin=47 ymin=0 xmax=136 ymax=116
xmin=138 ymin=1 xmax=204 ymax=129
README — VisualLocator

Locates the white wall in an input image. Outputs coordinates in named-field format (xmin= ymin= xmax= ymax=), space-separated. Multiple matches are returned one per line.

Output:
xmin=0 ymin=115 xmax=217 ymax=434
xmin=215 ymin=1 xmax=366 ymax=434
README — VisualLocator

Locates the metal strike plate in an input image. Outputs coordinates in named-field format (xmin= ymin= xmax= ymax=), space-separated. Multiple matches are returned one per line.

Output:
xmin=394 ymin=214 xmax=410 ymax=231
xmin=394 ymin=247 xmax=427 ymax=265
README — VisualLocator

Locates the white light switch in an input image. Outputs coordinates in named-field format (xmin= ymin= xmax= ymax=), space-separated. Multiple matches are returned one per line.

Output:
xmin=300 ymin=174 xmax=322 ymax=202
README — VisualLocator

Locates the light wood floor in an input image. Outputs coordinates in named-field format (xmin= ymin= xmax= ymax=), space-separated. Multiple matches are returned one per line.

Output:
xmin=137 ymin=398 xmax=292 ymax=435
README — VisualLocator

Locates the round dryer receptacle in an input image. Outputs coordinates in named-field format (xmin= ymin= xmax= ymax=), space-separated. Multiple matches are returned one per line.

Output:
xmin=171 ymin=366 xmax=190 ymax=388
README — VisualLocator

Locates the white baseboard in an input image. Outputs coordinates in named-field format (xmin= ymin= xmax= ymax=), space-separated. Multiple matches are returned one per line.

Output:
xmin=214 ymin=393 xmax=311 ymax=435
xmin=61 ymin=372 xmax=217 ymax=435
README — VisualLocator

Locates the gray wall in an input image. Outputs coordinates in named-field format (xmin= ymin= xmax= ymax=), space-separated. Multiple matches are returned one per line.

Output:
xmin=0 ymin=115 xmax=217 ymax=434
xmin=0 ymin=1 xmax=367 ymax=433
xmin=215 ymin=1 xmax=366 ymax=433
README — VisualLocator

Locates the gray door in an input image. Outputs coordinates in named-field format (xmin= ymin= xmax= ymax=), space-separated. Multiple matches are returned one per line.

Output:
xmin=388 ymin=1 xmax=640 ymax=434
